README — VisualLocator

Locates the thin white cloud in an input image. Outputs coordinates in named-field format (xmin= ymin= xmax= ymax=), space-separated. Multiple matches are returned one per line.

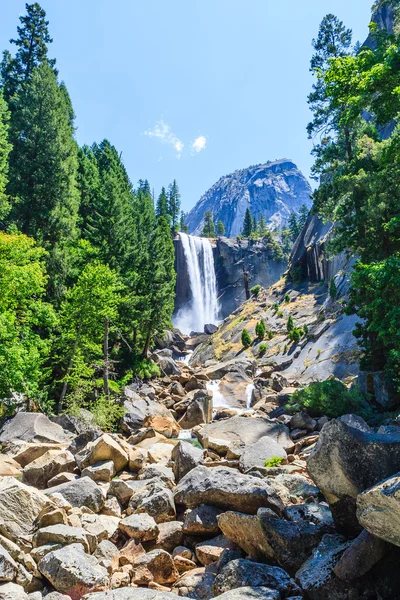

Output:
xmin=191 ymin=135 xmax=207 ymax=154
xmin=144 ymin=120 xmax=184 ymax=158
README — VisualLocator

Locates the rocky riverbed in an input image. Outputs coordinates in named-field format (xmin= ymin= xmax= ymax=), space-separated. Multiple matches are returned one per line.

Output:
xmin=0 ymin=343 xmax=400 ymax=600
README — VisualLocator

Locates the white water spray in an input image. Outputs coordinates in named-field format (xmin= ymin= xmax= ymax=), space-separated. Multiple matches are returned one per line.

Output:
xmin=174 ymin=233 xmax=219 ymax=334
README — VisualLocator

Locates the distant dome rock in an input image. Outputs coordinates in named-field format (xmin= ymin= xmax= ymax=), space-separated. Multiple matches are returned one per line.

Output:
xmin=187 ymin=159 xmax=312 ymax=238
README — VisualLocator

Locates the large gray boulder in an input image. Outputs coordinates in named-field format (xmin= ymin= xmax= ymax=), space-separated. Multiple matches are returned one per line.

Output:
xmin=121 ymin=396 xmax=174 ymax=434
xmin=174 ymin=466 xmax=284 ymax=515
xmin=217 ymin=511 xmax=273 ymax=560
xmin=216 ymin=588 xmax=280 ymax=600
xmin=202 ymin=357 xmax=256 ymax=379
xmin=22 ymin=449 xmax=75 ymax=489
xmin=45 ymin=476 xmax=104 ymax=513
xmin=179 ymin=390 xmax=212 ymax=429
xmin=198 ymin=416 xmax=292 ymax=455
xmin=357 ymin=473 xmax=400 ymax=546
xmin=84 ymin=590 xmax=192 ymax=599
xmin=0 ymin=583 xmax=28 ymax=599
xmin=75 ymin=433 xmax=128 ymax=473
xmin=0 ymin=412 xmax=71 ymax=444
xmin=213 ymin=558 xmax=300 ymax=597
xmin=239 ymin=436 xmax=287 ymax=472
xmin=38 ymin=543 xmax=109 ymax=599
xmin=172 ymin=440 xmax=204 ymax=482
xmin=307 ymin=416 xmax=400 ymax=533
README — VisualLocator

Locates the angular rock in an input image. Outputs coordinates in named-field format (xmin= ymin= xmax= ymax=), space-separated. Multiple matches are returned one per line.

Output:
xmin=128 ymin=482 xmax=176 ymax=523
xmin=307 ymin=417 xmax=400 ymax=533
xmin=82 ymin=460 xmax=115 ymax=483
xmin=0 ymin=477 xmax=55 ymax=542
xmin=131 ymin=549 xmax=178 ymax=585
xmin=38 ymin=544 xmax=108 ymax=599
xmin=183 ymin=505 xmax=223 ymax=536
xmin=0 ymin=545 xmax=18 ymax=581
xmin=214 ymin=558 xmax=300 ymax=597
xmin=0 ymin=583 xmax=28 ymax=599
xmin=22 ymin=449 xmax=75 ymax=489
xmin=274 ymin=474 xmax=319 ymax=500
xmin=0 ymin=412 xmax=71 ymax=444
xmin=198 ymin=416 xmax=292 ymax=455
xmin=179 ymin=390 xmax=212 ymax=429
xmin=121 ymin=396 xmax=174 ymax=434
xmin=216 ymin=588 xmax=280 ymax=600
xmin=75 ymin=434 xmax=128 ymax=473
xmin=45 ymin=477 xmax=104 ymax=513
xmin=357 ymin=473 xmax=400 ymax=546
xmin=172 ymin=440 xmax=204 ymax=482
xmin=174 ymin=466 xmax=284 ymax=515
xmin=118 ymin=538 xmax=145 ymax=566
xmin=218 ymin=511 xmax=273 ymax=560
xmin=33 ymin=525 xmax=90 ymax=553
xmin=84 ymin=589 xmax=192 ymax=599
xmin=143 ymin=415 xmax=180 ymax=438
xmin=171 ymin=565 xmax=216 ymax=599
xmin=0 ymin=455 xmax=22 ymax=477
xmin=239 ymin=436 xmax=287 ymax=472
xmin=333 ymin=530 xmax=388 ymax=581
xmin=119 ymin=514 xmax=159 ymax=541
xmin=138 ymin=465 xmax=175 ymax=488
xmin=289 ymin=412 xmax=317 ymax=432
xmin=195 ymin=534 xmax=238 ymax=566
xmin=151 ymin=521 xmax=183 ymax=553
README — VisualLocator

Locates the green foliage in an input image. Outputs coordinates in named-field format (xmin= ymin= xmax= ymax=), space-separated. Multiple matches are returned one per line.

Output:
xmin=66 ymin=392 xmax=125 ymax=432
xmin=132 ymin=358 xmax=161 ymax=380
xmin=217 ymin=220 xmax=225 ymax=236
xmin=180 ymin=211 xmax=188 ymax=233
xmin=329 ymin=277 xmax=338 ymax=300
xmin=0 ymin=92 xmax=11 ymax=219
xmin=273 ymin=302 xmax=279 ymax=312
xmin=303 ymin=324 xmax=309 ymax=336
xmin=288 ymin=212 xmax=300 ymax=242
xmin=287 ymin=315 xmax=294 ymax=332
xmin=289 ymin=327 xmax=303 ymax=343
xmin=268 ymin=330 xmax=274 ymax=340
xmin=250 ymin=284 xmax=262 ymax=298
xmin=288 ymin=379 xmax=369 ymax=419
xmin=156 ymin=187 xmax=170 ymax=225
xmin=259 ymin=343 xmax=267 ymax=356
xmin=241 ymin=329 xmax=252 ymax=349
xmin=265 ymin=456 xmax=284 ymax=467
xmin=242 ymin=208 xmax=253 ymax=237
xmin=284 ymin=293 xmax=290 ymax=303
xmin=255 ymin=319 xmax=266 ymax=340
xmin=202 ymin=210 xmax=215 ymax=238
xmin=168 ymin=180 xmax=181 ymax=232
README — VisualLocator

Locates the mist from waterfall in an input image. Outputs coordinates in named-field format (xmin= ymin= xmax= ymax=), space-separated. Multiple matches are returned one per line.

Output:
xmin=174 ymin=233 xmax=219 ymax=334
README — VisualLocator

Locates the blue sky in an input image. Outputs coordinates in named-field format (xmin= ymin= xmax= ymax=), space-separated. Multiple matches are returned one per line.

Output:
xmin=2 ymin=1 xmax=372 ymax=212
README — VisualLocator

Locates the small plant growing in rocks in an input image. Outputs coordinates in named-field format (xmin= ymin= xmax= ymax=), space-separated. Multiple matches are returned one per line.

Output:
xmin=255 ymin=319 xmax=266 ymax=339
xmin=251 ymin=284 xmax=262 ymax=298
xmin=259 ymin=343 xmax=267 ymax=356
xmin=241 ymin=329 xmax=252 ymax=348
xmin=265 ymin=456 xmax=284 ymax=467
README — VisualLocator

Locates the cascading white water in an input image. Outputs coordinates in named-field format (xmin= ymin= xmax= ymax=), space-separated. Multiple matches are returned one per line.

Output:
xmin=174 ymin=233 xmax=219 ymax=334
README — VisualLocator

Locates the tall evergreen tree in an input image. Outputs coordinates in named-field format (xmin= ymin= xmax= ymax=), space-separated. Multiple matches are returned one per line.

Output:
xmin=180 ymin=211 xmax=188 ymax=233
xmin=259 ymin=214 xmax=267 ymax=237
xmin=77 ymin=145 xmax=101 ymax=234
xmin=0 ymin=92 xmax=11 ymax=221
xmin=202 ymin=210 xmax=215 ymax=238
xmin=288 ymin=212 xmax=300 ymax=242
xmin=243 ymin=208 xmax=253 ymax=237
xmin=298 ymin=204 xmax=309 ymax=230
xmin=217 ymin=220 xmax=225 ymax=236
xmin=168 ymin=179 xmax=180 ymax=232
xmin=156 ymin=187 xmax=170 ymax=224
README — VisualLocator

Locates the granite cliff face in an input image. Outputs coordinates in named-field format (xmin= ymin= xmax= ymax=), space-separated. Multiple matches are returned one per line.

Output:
xmin=187 ymin=159 xmax=312 ymax=238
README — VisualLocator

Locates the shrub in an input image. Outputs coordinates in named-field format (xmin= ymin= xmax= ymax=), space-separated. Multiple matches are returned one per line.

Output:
xmin=67 ymin=393 xmax=125 ymax=432
xmin=251 ymin=284 xmax=262 ymax=298
xmin=132 ymin=358 xmax=161 ymax=379
xmin=277 ymin=310 xmax=283 ymax=318
xmin=241 ymin=329 xmax=252 ymax=348
xmin=259 ymin=343 xmax=267 ymax=356
xmin=289 ymin=327 xmax=303 ymax=343
xmin=273 ymin=302 xmax=279 ymax=312
xmin=265 ymin=456 xmax=284 ymax=467
xmin=287 ymin=315 xmax=294 ymax=332
xmin=255 ymin=320 xmax=266 ymax=340
xmin=284 ymin=293 xmax=290 ymax=303
xmin=303 ymin=324 xmax=309 ymax=335
xmin=329 ymin=277 xmax=338 ymax=300
xmin=288 ymin=379 xmax=370 ymax=419
xmin=268 ymin=330 xmax=274 ymax=340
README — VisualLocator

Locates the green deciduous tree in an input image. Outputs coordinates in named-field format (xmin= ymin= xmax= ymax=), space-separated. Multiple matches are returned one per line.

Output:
xmin=0 ymin=92 xmax=11 ymax=221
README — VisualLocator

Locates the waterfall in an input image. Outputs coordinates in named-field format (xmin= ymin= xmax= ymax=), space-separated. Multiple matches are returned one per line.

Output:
xmin=174 ymin=233 xmax=219 ymax=334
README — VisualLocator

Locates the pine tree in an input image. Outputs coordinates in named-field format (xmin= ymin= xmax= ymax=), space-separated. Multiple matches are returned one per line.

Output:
xmin=298 ymin=204 xmax=309 ymax=230
xmin=288 ymin=213 xmax=300 ymax=242
xmin=0 ymin=2 xmax=56 ymax=102
xmin=77 ymin=145 xmax=101 ymax=234
xmin=259 ymin=214 xmax=267 ymax=237
xmin=202 ymin=210 xmax=215 ymax=238
xmin=180 ymin=211 xmax=188 ymax=233
xmin=217 ymin=220 xmax=225 ymax=236
xmin=0 ymin=92 xmax=11 ymax=221
xmin=252 ymin=216 xmax=257 ymax=235
xmin=255 ymin=320 xmax=266 ymax=340
xmin=241 ymin=329 xmax=251 ymax=349
xmin=168 ymin=179 xmax=181 ymax=232
xmin=137 ymin=179 xmax=151 ymax=195
xmin=243 ymin=208 xmax=253 ymax=237
xmin=156 ymin=187 xmax=170 ymax=223
xmin=287 ymin=315 xmax=294 ymax=332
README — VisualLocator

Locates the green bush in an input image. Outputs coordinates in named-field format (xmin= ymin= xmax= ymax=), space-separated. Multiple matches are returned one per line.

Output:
xmin=288 ymin=379 xmax=370 ymax=419
xmin=241 ymin=329 xmax=252 ymax=348
xmin=289 ymin=327 xmax=303 ymax=343
xmin=268 ymin=330 xmax=274 ymax=340
xmin=67 ymin=393 xmax=125 ymax=432
xmin=273 ymin=302 xmax=279 ymax=312
xmin=251 ymin=284 xmax=262 ymax=298
xmin=132 ymin=358 xmax=161 ymax=379
xmin=329 ymin=277 xmax=338 ymax=300
xmin=259 ymin=343 xmax=267 ymax=356
xmin=287 ymin=315 xmax=294 ymax=332
xmin=284 ymin=293 xmax=290 ymax=303
xmin=303 ymin=324 xmax=309 ymax=335
xmin=255 ymin=320 xmax=266 ymax=340
xmin=265 ymin=456 xmax=284 ymax=467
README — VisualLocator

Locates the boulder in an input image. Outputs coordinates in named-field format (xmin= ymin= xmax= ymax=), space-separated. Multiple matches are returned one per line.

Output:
xmin=82 ymin=460 xmax=115 ymax=483
xmin=172 ymin=440 xmax=204 ymax=482
xmin=143 ymin=414 xmax=180 ymax=438
xmin=195 ymin=534 xmax=238 ymax=566
xmin=0 ymin=545 xmax=18 ymax=581
xmin=131 ymin=549 xmax=178 ymax=585
xmin=38 ymin=544 xmax=108 ymax=599
xmin=121 ymin=396 xmax=174 ymax=434
xmin=216 ymin=588 xmax=280 ymax=600
xmin=202 ymin=358 xmax=255 ymax=379
xmin=198 ymin=416 xmax=292 ymax=455
xmin=295 ymin=534 xmax=356 ymax=600
xmin=273 ymin=474 xmax=319 ymax=500
xmin=75 ymin=434 xmax=128 ymax=473
xmin=45 ymin=477 xmax=104 ymax=513
xmin=307 ymin=417 xmax=400 ymax=533
xmin=0 ymin=412 xmax=71 ymax=444
xmin=0 ymin=477 xmax=55 ymax=542
xmin=128 ymin=482 xmax=176 ymax=523
xmin=239 ymin=437 xmax=287 ymax=472
xmin=154 ymin=354 xmax=181 ymax=376
xmin=138 ymin=465 xmax=175 ymax=488
xmin=289 ymin=412 xmax=317 ymax=432
xmin=183 ymin=505 xmax=223 ymax=536
xmin=151 ymin=521 xmax=183 ymax=553
xmin=218 ymin=512 xmax=273 ymax=560
xmin=118 ymin=514 xmax=159 ymax=541
xmin=174 ymin=466 xmax=284 ymax=515
xmin=179 ymin=390 xmax=213 ymax=429
xmin=22 ymin=449 xmax=76 ymax=489
xmin=0 ymin=455 xmax=22 ymax=477
xmin=214 ymin=558 xmax=300 ymax=597
xmin=0 ymin=583 xmax=28 ymax=599
xmin=33 ymin=525 xmax=91 ymax=553
xmin=204 ymin=324 xmax=218 ymax=335
xmin=333 ymin=530 xmax=388 ymax=581
xmin=84 ymin=589 xmax=192 ymax=599
xmin=357 ymin=473 xmax=400 ymax=546
xmin=171 ymin=565 xmax=216 ymax=599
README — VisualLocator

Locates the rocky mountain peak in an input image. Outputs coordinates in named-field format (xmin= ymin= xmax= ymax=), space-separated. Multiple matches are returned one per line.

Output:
xmin=186 ymin=159 xmax=312 ymax=238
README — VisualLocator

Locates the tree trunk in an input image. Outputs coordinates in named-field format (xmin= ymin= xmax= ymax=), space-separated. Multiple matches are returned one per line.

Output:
xmin=142 ymin=328 xmax=152 ymax=359
xmin=103 ymin=317 xmax=110 ymax=400
xmin=243 ymin=266 xmax=250 ymax=300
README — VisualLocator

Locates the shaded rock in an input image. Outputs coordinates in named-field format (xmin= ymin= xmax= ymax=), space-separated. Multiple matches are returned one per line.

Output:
xmin=75 ymin=434 xmax=128 ymax=473
xmin=119 ymin=514 xmax=159 ymax=541
xmin=307 ymin=417 xmax=400 ymax=533
xmin=84 ymin=589 xmax=192 ymax=599
xmin=171 ymin=565 xmax=216 ymax=599
xmin=121 ymin=396 xmax=174 ymax=434
xmin=128 ymin=482 xmax=176 ymax=523
xmin=289 ymin=412 xmax=316 ymax=432
xmin=47 ymin=472 xmax=77 ymax=487
xmin=38 ymin=544 xmax=108 ymax=599
xmin=174 ymin=466 xmax=284 ymax=515
xmin=204 ymin=324 xmax=218 ymax=335
xmin=22 ymin=449 xmax=75 ymax=489
xmin=198 ymin=416 xmax=292 ymax=455
xmin=131 ymin=549 xmax=178 ymax=585
xmin=183 ymin=505 xmax=223 ymax=536
xmin=214 ymin=558 xmax=300 ymax=597
xmin=0 ymin=477 xmax=55 ymax=543
xmin=33 ymin=525 xmax=90 ymax=553
xmin=0 ymin=544 xmax=18 ymax=581
xmin=179 ymin=390 xmax=213 ymax=429
xmin=138 ymin=465 xmax=175 ymax=488
xmin=172 ymin=440 xmax=204 ymax=482
xmin=68 ymin=430 xmax=102 ymax=456
xmin=239 ymin=437 xmax=287 ymax=472
xmin=218 ymin=511 xmax=273 ymax=560
xmin=357 ymin=472 xmax=400 ymax=546
xmin=0 ymin=455 xmax=22 ymax=477
xmin=82 ymin=460 xmax=115 ymax=483
xmin=216 ymin=588 xmax=280 ymax=600
xmin=151 ymin=521 xmax=183 ymax=553
xmin=333 ymin=530 xmax=388 ymax=582
xmin=195 ymin=535 xmax=238 ymax=566
xmin=93 ymin=539 xmax=119 ymax=564
xmin=0 ymin=413 xmax=71 ymax=444
xmin=295 ymin=534 xmax=354 ymax=600
xmin=274 ymin=474 xmax=319 ymax=500
xmin=45 ymin=477 xmax=104 ymax=513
